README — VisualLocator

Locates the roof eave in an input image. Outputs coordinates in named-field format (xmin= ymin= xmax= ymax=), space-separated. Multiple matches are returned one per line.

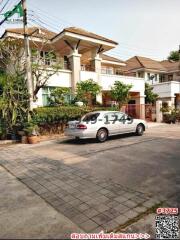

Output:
xmin=51 ymin=30 xmax=118 ymax=48
xmin=102 ymin=60 xmax=126 ymax=66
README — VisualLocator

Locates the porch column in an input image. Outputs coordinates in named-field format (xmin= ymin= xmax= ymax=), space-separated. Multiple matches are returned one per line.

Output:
xmin=156 ymin=100 xmax=163 ymax=122
xmin=140 ymin=96 xmax=145 ymax=119
xmin=68 ymin=49 xmax=81 ymax=94
xmin=136 ymin=95 xmax=145 ymax=119
xmin=90 ymin=49 xmax=102 ymax=104
xmin=168 ymin=97 xmax=175 ymax=109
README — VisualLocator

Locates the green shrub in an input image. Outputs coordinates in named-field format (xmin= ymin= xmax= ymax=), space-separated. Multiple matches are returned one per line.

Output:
xmin=163 ymin=109 xmax=180 ymax=123
xmin=33 ymin=106 xmax=89 ymax=125
xmin=32 ymin=106 xmax=119 ymax=134
xmin=33 ymin=106 xmax=119 ymax=125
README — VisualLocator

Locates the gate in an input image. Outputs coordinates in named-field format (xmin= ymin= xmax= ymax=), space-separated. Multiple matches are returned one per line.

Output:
xmin=122 ymin=104 xmax=156 ymax=121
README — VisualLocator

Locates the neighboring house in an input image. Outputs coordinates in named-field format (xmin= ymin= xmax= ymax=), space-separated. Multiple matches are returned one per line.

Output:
xmin=0 ymin=26 xmax=145 ymax=118
xmin=124 ymin=56 xmax=180 ymax=109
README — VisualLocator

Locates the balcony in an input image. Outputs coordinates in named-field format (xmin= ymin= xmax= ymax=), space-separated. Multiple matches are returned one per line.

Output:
xmin=153 ymin=81 xmax=180 ymax=98
xmin=101 ymin=74 xmax=145 ymax=95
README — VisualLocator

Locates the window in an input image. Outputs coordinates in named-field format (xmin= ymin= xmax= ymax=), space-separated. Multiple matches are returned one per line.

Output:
xmin=159 ymin=74 xmax=165 ymax=83
xmin=101 ymin=67 xmax=107 ymax=74
xmin=115 ymin=69 xmax=123 ymax=75
xmin=103 ymin=112 xmax=124 ymax=123
xmin=42 ymin=87 xmax=71 ymax=106
xmin=101 ymin=67 xmax=114 ymax=75
xmin=42 ymin=87 xmax=54 ymax=106
xmin=64 ymin=56 xmax=69 ymax=69
xmin=82 ymin=113 xmax=100 ymax=122
xmin=137 ymin=72 xmax=144 ymax=78
xmin=31 ymin=49 xmax=57 ymax=66
xmin=154 ymin=74 xmax=157 ymax=81
xmin=147 ymin=73 xmax=151 ymax=80
xmin=168 ymin=75 xmax=173 ymax=81
xmin=107 ymin=67 xmax=113 ymax=75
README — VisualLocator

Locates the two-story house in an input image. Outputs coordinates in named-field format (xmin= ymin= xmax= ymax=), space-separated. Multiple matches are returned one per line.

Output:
xmin=1 ymin=26 xmax=146 ymax=118
xmin=124 ymin=56 xmax=180 ymax=109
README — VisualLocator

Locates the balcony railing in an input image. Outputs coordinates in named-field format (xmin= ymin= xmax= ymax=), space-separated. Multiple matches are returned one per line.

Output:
xmin=81 ymin=65 xmax=125 ymax=76
xmin=31 ymin=57 xmax=70 ymax=70
xmin=81 ymin=65 xmax=95 ymax=72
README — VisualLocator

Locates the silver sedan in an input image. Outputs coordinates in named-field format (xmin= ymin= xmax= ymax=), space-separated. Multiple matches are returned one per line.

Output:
xmin=65 ymin=111 xmax=148 ymax=142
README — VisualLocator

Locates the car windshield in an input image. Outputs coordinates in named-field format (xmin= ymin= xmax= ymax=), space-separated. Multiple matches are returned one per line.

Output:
xmin=82 ymin=113 xmax=100 ymax=122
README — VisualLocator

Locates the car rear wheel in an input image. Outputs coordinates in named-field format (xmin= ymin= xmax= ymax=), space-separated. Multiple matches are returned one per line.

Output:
xmin=136 ymin=124 xmax=144 ymax=136
xmin=96 ymin=129 xmax=108 ymax=142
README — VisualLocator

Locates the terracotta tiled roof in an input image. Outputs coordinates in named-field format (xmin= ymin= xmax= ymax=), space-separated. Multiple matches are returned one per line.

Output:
xmin=101 ymin=54 xmax=125 ymax=64
xmin=161 ymin=60 xmax=180 ymax=72
xmin=3 ymin=26 xmax=118 ymax=45
xmin=3 ymin=27 xmax=57 ymax=40
xmin=62 ymin=27 xmax=118 ymax=45
xmin=126 ymin=56 xmax=166 ymax=71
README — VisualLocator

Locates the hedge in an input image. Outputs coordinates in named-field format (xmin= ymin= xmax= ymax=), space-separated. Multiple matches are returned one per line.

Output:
xmin=33 ymin=106 xmax=89 ymax=124
xmin=33 ymin=106 xmax=119 ymax=125
xmin=32 ymin=106 xmax=119 ymax=135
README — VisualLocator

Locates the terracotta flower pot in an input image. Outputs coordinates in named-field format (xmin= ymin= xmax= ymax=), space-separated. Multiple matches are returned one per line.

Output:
xmin=21 ymin=136 xmax=28 ymax=144
xmin=27 ymin=136 xmax=40 ymax=144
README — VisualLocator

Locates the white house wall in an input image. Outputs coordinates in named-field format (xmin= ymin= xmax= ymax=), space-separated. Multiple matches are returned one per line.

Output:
xmin=80 ymin=71 xmax=98 ymax=82
xmin=101 ymin=74 xmax=145 ymax=96
xmin=46 ymin=69 xmax=72 ymax=87
xmin=35 ymin=70 xmax=145 ymax=107
xmin=153 ymin=81 xmax=180 ymax=98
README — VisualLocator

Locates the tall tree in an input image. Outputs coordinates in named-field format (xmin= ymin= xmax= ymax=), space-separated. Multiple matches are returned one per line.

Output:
xmin=0 ymin=37 xmax=62 ymax=101
xmin=167 ymin=50 xmax=179 ymax=61
xmin=111 ymin=81 xmax=132 ymax=108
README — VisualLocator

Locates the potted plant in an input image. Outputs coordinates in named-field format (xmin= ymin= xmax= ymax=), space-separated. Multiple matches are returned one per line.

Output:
xmin=24 ymin=122 xmax=40 ymax=144
xmin=0 ymin=120 xmax=6 ymax=140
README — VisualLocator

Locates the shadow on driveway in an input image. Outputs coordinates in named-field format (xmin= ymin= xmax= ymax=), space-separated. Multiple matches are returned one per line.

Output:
xmin=58 ymin=133 xmax=137 ymax=145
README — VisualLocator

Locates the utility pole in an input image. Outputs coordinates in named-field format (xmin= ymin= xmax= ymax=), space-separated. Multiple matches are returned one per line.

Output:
xmin=22 ymin=0 xmax=34 ymax=110
xmin=179 ymin=45 xmax=180 ymax=75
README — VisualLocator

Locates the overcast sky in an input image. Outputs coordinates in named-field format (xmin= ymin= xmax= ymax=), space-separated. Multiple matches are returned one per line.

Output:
xmin=1 ymin=0 xmax=180 ymax=61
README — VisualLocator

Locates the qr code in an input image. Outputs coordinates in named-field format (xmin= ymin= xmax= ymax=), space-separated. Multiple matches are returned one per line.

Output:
xmin=156 ymin=215 xmax=179 ymax=239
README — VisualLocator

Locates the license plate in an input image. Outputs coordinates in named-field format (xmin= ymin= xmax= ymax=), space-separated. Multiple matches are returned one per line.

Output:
xmin=69 ymin=124 xmax=76 ymax=129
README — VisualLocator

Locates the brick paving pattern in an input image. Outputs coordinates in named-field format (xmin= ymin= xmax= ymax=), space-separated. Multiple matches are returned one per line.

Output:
xmin=0 ymin=146 xmax=158 ymax=232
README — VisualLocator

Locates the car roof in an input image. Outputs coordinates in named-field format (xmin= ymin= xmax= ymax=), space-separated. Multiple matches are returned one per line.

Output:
xmin=86 ymin=111 xmax=123 ymax=114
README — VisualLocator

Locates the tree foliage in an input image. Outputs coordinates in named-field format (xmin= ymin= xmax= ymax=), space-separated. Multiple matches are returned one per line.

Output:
xmin=0 ymin=72 xmax=30 ymax=134
xmin=0 ymin=37 xmax=62 ymax=100
xmin=145 ymin=83 xmax=158 ymax=104
xmin=31 ymin=47 xmax=62 ymax=98
xmin=76 ymin=79 xmax=101 ymax=106
xmin=48 ymin=87 xmax=70 ymax=106
xmin=110 ymin=81 xmax=132 ymax=108
xmin=167 ymin=50 xmax=179 ymax=61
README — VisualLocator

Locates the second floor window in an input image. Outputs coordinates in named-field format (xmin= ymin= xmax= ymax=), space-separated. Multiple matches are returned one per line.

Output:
xmin=159 ymin=74 xmax=165 ymax=83
xmin=115 ymin=69 xmax=123 ymax=75
xmin=31 ymin=49 xmax=57 ymax=66
xmin=168 ymin=74 xmax=173 ymax=81
xmin=101 ymin=67 xmax=114 ymax=75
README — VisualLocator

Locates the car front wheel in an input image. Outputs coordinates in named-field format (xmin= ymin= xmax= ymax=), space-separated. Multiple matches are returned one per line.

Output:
xmin=96 ymin=129 xmax=108 ymax=142
xmin=136 ymin=124 xmax=144 ymax=136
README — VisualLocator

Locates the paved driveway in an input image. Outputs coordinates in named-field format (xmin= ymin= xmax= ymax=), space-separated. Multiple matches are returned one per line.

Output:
xmin=0 ymin=124 xmax=179 ymax=238
xmin=33 ymin=124 xmax=180 ymax=199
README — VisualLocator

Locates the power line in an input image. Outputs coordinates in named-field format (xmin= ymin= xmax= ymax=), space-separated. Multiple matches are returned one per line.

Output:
xmin=0 ymin=0 xmax=19 ymax=15
xmin=28 ymin=2 xmax=73 ymax=27
xmin=0 ymin=0 xmax=21 ymax=27
xmin=27 ymin=14 xmax=60 ymax=32
xmin=0 ymin=2 xmax=165 ymax=61
xmin=0 ymin=0 xmax=10 ymax=13
xmin=26 ymin=9 xmax=162 ymax=59
xmin=28 ymin=10 xmax=66 ymax=30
